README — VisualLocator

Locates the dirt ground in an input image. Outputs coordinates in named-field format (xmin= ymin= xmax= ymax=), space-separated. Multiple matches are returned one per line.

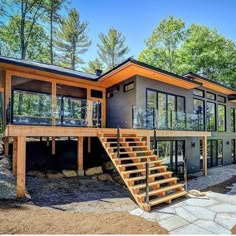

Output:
xmin=202 ymin=176 xmax=236 ymax=194
xmin=232 ymin=225 xmax=236 ymax=234
xmin=0 ymin=201 xmax=168 ymax=234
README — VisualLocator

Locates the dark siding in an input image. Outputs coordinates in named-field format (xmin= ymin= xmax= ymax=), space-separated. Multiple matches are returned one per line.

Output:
xmin=106 ymin=77 xmax=136 ymax=128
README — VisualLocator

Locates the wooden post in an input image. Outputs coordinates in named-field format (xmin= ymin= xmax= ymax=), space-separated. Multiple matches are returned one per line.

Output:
xmin=88 ymin=137 xmax=91 ymax=153
xmin=13 ymin=137 xmax=17 ymax=176
xmin=52 ymin=137 xmax=56 ymax=155
xmin=4 ymin=137 xmax=9 ymax=156
xmin=78 ymin=137 xmax=83 ymax=170
xmin=52 ymin=82 xmax=56 ymax=126
xmin=16 ymin=136 xmax=26 ymax=198
xmin=202 ymin=136 xmax=207 ymax=176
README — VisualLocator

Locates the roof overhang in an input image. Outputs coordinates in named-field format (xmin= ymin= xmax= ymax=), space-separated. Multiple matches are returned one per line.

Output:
xmin=98 ymin=59 xmax=201 ymax=89
xmin=184 ymin=72 xmax=236 ymax=96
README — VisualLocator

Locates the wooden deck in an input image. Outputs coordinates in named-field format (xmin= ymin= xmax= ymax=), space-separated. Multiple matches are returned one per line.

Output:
xmin=3 ymin=125 xmax=211 ymax=200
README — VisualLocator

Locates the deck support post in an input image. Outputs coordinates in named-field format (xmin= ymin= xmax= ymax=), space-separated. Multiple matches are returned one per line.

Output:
xmin=146 ymin=136 xmax=150 ymax=149
xmin=52 ymin=137 xmax=56 ymax=155
xmin=13 ymin=137 xmax=17 ymax=176
xmin=4 ymin=137 xmax=9 ymax=156
xmin=77 ymin=137 xmax=84 ymax=172
xmin=88 ymin=137 xmax=91 ymax=153
xmin=16 ymin=136 xmax=26 ymax=198
xmin=202 ymin=136 xmax=207 ymax=176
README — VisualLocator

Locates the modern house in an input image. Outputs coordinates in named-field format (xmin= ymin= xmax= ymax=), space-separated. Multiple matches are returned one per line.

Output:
xmin=0 ymin=55 xmax=235 ymax=211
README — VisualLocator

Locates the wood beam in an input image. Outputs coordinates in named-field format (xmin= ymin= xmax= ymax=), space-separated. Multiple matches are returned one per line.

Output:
xmin=4 ymin=137 xmax=9 ymax=156
xmin=13 ymin=137 xmax=17 ymax=176
xmin=78 ymin=137 xmax=83 ymax=170
xmin=52 ymin=137 xmax=56 ymax=155
xmin=16 ymin=136 xmax=26 ymax=198
xmin=202 ymin=136 xmax=207 ymax=176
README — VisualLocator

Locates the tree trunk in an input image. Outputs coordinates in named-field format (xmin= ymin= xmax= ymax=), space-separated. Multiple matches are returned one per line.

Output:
xmin=20 ymin=1 xmax=26 ymax=59
xmin=50 ymin=1 xmax=54 ymax=64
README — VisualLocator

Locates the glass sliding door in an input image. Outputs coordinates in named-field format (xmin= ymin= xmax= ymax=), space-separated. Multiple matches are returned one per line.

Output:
xmin=217 ymin=140 xmax=223 ymax=166
xmin=157 ymin=140 xmax=185 ymax=177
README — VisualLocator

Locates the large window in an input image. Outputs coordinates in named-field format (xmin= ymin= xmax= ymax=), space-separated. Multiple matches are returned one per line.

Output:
xmin=231 ymin=108 xmax=236 ymax=132
xmin=146 ymin=89 xmax=185 ymax=129
xmin=193 ymin=99 xmax=205 ymax=130
xmin=206 ymin=102 xmax=216 ymax=131
xmin=218 ymin=104 xmax=226 ymax=131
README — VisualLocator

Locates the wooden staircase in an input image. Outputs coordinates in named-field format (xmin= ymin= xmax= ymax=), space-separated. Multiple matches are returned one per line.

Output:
xmin=98 ymin=130 xmax=187 ymax=211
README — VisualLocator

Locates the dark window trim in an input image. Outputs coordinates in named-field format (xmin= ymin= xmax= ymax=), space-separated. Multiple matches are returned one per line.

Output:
xmin=123 ymin=81 xmax=134 ymax=92
xmin=218 ymin=95 xmax=226 ymax=103
xmin=193 ymin=88 xmax=205 ymax=98
xmin=146 ymin=88 xmax=186 ymax=112
xmin=206 ymin=91 xmax=216 ymax=101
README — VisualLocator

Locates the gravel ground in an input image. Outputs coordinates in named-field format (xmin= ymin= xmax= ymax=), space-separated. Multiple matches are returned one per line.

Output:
xmin=187 ymin=164 xmax=236 ymax=191
xmin=0 ymin=157 xmax=16 ymax=199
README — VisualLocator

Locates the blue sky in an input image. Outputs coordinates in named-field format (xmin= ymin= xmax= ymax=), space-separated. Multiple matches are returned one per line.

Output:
xmin=70 ymin=0 xmax=236 ymax=64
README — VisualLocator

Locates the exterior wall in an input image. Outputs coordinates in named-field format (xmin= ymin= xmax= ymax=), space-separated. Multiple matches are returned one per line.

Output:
xmin=106 ymin=76 xmax=136 ymax=128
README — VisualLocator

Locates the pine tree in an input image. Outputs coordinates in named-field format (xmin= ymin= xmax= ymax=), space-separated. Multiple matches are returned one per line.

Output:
xmin=82 ymin=58 xmax=104 ymax=74
xmin=45 ymin=0 xmax=68 ymax=64
xmin=55 ymin=8 xmax=91 ymax=69
xmin=97 ymin=27 xmax=129 ymax=70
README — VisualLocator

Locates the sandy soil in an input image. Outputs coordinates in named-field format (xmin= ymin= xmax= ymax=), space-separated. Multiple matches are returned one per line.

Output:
xmin=0 ymin=202 xmax=168 ymax=234
xmin=202 ymin=176 xmax=236 ymax=194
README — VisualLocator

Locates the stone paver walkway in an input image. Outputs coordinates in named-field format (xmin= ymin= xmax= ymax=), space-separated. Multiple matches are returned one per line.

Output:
xmin=130 ymin=192 xmax=236 ymax=234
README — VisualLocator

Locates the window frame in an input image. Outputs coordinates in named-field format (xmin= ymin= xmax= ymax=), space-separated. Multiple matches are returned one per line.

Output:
xmin=123 ymin=81 xmax=134 ymax=92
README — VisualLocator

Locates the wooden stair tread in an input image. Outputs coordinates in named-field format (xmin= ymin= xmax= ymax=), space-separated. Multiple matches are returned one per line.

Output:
xmin=103 ymin=141 xmax=146 ymax=145
xmin=128 ymin=171 xmax=173 ymax=182
xmin=137 ymin=184 xmax=184 ymax=197
xmin=122 ymin=165 xmax=167 ymax=174
xmin=111 ymin=150 xmax=152 ymax=155
xmin=132 ymin=177 xmax=178 ymax=189
xmin=118 ymin=160 xmax=161 ymax=168
xmin=115 ymin=155 xmax=156 ymax=161
xmin=149 ymin=191 xmax=187 ymax=206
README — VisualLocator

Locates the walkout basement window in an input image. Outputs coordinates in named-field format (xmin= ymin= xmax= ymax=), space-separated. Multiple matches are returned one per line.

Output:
xmin=207 ymin=92 xmax=216 ymax=100
xmin=218 ymin=95 xmax=226 ymax=103
xmin=123 ymin=81 xmax=134 ymax=92
xmin=193 ymin=89 xmax=204 ymax=97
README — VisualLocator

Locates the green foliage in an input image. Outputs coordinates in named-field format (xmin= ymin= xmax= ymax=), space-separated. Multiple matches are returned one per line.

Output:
xmin=97 ymin=27 xmax=130 ymax=70
xmin=82 ymin=58 xmax=104 ymax=74
xmin=0 ymin=15 xmax=50 ymax=62
xmin=177 ymin=24 xmax=236 ymax=87
xmin=139 ymin=16 xmax=185 ymax=72
xmin=55 ymin=8 xmax=91 ymax=70
xmin=139 ymin=16 xmax=236 ymax=88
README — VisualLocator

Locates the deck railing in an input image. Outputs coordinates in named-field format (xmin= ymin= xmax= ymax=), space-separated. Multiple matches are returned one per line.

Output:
xmin=10 ymin=90 xmax=101 ymax=127
xmin=132 ymin=106 xmax=204 ymax=131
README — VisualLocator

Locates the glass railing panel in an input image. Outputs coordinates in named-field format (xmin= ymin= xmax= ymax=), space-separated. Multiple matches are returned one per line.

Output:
xmin=132 ymin=106 xmax=206 ymax=131
xmin=12 ymin=90 xmax=52 ymax=125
